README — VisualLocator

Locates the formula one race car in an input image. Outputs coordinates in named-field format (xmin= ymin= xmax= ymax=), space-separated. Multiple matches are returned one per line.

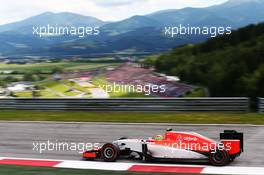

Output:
xmin=83 ymin=129 xmax=243 ymax=166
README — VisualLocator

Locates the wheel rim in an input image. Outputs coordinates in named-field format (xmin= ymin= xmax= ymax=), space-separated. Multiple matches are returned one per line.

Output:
xmin=214 ymin=151 xmax=224 ymax=162
xmin=104 ymin=147 xmax=114 ymax=159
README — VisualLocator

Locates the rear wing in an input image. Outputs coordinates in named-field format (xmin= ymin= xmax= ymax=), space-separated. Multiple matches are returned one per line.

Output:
xmin=220 ymin=130 xmax=243 ymax=152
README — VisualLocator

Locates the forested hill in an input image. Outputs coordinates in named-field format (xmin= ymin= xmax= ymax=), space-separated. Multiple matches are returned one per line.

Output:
xmin=149 ymin=23 xmax=264 ymax=98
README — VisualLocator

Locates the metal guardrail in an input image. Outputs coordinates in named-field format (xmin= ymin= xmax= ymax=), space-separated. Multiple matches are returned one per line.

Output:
xmin=0 ymin=98 xmax=249 ymax=112
xmin=259 ymin=98 xmax=264 ymax=114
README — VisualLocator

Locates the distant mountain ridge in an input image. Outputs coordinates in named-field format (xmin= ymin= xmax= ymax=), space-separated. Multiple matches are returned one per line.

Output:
xmin=0 ymin=12 xmax=106 ymax=33
xmin=208 ymin=0 xmax=264 ymax=26
xmin=101 ymin=15 xmax=161 ymax=35
xmin=0 ymin=0 xmax=264 ymax=57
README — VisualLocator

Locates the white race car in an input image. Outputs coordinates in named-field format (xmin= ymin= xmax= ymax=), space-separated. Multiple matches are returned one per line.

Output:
xmin=83 ymin=129 xmax=243 ymax=166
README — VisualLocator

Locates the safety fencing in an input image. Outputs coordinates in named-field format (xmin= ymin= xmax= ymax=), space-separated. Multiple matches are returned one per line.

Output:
xmin=0 ymin=98 xmax=249 ymax=112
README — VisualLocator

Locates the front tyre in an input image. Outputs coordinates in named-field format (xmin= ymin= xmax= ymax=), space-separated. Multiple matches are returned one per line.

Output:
xmin=209 ymin=149 xmax=230 ymax=166
xmin=101 ymin=143 xmax=120 ymax=162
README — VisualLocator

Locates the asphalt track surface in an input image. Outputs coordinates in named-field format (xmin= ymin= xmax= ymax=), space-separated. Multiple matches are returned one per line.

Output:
xmin=0 ymin=122 xmax=263 ymax=167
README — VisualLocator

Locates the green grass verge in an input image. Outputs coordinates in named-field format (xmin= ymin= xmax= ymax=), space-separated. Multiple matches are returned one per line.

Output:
xmin=0 ymin=62 xmax=118 ymax=73
xmin=63 ymin=80 xmax=94 ymax=92
xmin=37 ymin=81 xmax=69 ymax=92
xmin=35 ymin=80 xmax=81 ymax=97
xmin=0 ymin=165 xmax=204 ymax=175
xmin=39 ymin=90 xmax=59 ymax=97
xmin=64 ymin=91 xmax=79 ymax=96
xmin=64 ymin=63 xmax=120 ymax=71
xmin=13 ymin=91 xmax=33 ymax=97
xmin=0 ymin=111 xmax=263 ymax=124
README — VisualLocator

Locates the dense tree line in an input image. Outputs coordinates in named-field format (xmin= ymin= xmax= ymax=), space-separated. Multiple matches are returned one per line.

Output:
xmin=147 ymin=23 xmax=264 ymax=100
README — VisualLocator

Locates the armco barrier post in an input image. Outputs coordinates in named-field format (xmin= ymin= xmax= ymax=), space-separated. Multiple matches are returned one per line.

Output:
xmin=259 ymin=98 xmax=264 ymax=114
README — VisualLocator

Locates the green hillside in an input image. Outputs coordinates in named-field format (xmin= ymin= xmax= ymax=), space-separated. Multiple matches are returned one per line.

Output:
xmin=147 ymin=23 xmax=264 ymax=99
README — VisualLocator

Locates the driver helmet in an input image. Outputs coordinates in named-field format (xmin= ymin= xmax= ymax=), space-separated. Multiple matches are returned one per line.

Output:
xmin=154 ymin=135 xmax=164 ymax=141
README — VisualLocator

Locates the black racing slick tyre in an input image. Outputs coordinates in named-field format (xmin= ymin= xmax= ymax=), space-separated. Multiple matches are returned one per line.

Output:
xmin=209 ymin=149 xmax=230 ymax=166
xmin=101 ymin=143 xmax=120 ymax=162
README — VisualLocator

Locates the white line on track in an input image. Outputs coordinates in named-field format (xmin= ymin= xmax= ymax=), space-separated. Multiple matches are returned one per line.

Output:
xmin=202 ymin=166 xmax=264 ymax=175
xmin=55 ymin=161 xmax=133 ymax=171
xmin=1 ymin=157 xmax=264 ymax=174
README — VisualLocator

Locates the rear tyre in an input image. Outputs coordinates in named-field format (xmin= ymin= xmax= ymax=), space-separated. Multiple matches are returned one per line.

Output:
xmin=101 ymin=143 xmax=120 ymax=162
xmin=209 ymin=149 xmax=230 ymax=166
xmin=229 ymin=155 xmax=236 ymax=162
